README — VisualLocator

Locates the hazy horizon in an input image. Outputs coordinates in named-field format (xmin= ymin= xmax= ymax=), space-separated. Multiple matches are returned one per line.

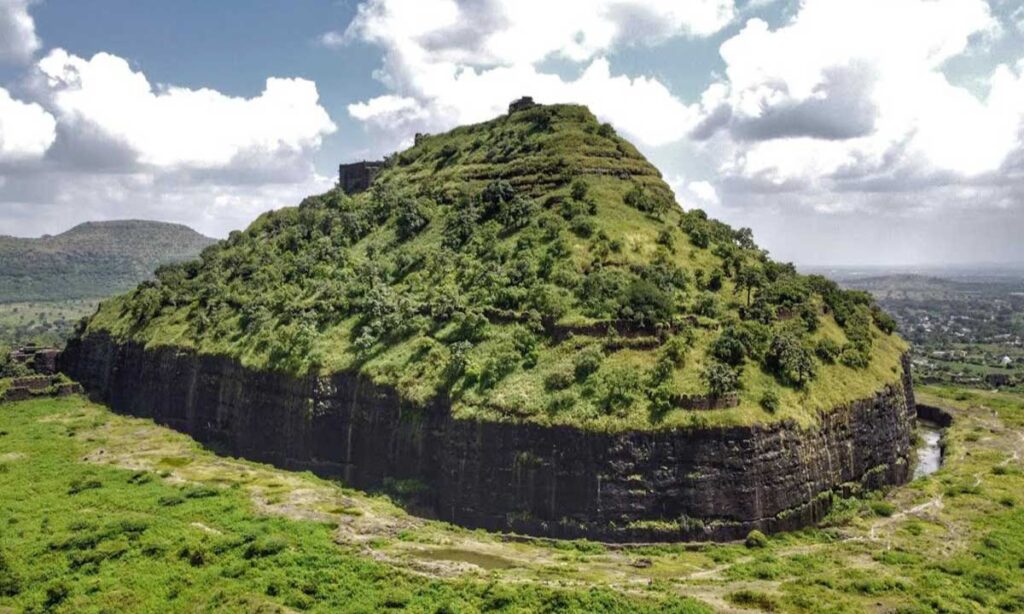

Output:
xmin=7 ymin=214 xmax=1024 ymax=272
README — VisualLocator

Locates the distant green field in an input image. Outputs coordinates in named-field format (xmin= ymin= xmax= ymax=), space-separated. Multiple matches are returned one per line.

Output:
xmin=0 ymin=299 xmax=99 ymax=347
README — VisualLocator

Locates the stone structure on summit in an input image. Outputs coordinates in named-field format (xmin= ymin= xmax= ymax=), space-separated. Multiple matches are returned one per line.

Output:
xmin=338 ymin=160 xmax=384 ymax=195
xmin=508 ymin=96 xmax=537 ymax=113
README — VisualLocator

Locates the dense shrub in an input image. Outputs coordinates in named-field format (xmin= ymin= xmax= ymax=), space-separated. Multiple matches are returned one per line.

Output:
xmin=840 ymin=343 xmax=871 ymax=369
xmin=0 ymin=351 xmax=30 ymax=378
xmin=688 ymin=225 xmax=710 ymax=248
xmin=546 ymin=391 xmax=576 ymax=414
xmin=595 ymin=367 xmax=642 ymax=415
xmin=395 ymin=196 xmax=430 ymax=240
xmin=579 ymin=268 xmax=631 ymax=318
xmin=244 ymin=535 xmax=289 ymax=559
xmin=573 ymin=346 xmax=604 ymax=381
xmin=869 ymin=501 xmax=896 ymax=517
xmin=498 ymin=196 xmax=537 ymax=230
xmin=872 ymin=306 xmax=898 ymax=335
xmin=702 ymin=361 xmax=738 ymax=397
xmin=745 ymin=530 xmax=769 ymax=549
xmin=763 ymin=276 xmax=811 ymax=309
xmin=619 ymin=279 xmax=673 ymax=327
xmin=657 ymin=228 xmax=675 ymax=252
xmin=693 ymin=292 xmax=720 ymax=318
xmin=623 ymin=182 xmax=668 ymax=216
xmin=711 ymin=327 xmax=749 ymax=366
xmin=480 ymin=180 xmax=515 ymax=212
xmin=704 ymin=269 xmax=724 ymax=292
xmin=760 ymin=390 xmax=780 ymax=414
xmin=441 ymin=199 xmax=480 ymax=249
xmin=662 ymin=336 xmax=689 ymax=366
xmin=638 ymin=260 xmax=688 ymax=292
xmin=648 ymin=338 xmax=686 ymax=386
xmin=815 ymin=338 xmax=841 ymax=363
xmin=727 ymin=589 xmax=779 ymax=612
xmin=569 ymin=178 xmax=589 ymax=201
xmin=570 ymin=217 xmax=595 ymax=238
xmin=765 ymin=333 xmax=817 ymax=387
xmin=544 ymin=365 xmax=575 ymax=391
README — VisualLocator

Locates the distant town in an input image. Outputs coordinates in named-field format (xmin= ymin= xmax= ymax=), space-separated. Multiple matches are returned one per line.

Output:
xmin=829 ymin=270 xmax=1024 ymax=390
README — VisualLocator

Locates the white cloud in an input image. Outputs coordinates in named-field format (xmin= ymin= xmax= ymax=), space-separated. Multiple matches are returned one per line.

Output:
xmin=667 ymin=175 xmax=723 ymax=215
xmin=692 ymin=0 xmax=1024 ymax=186
xmin=1 ymin=48 xmax=340 ymax=238
xmin=317 ymin=31 xmax=347 ymax=49
xmin=0 ymin=0 xmax=40 ymax=64
xmin=0 ymin=86 xmax=55 ymax=161
xmin=0 ymin=169 xmax=334 ymax=238
xmin=348 ymin=94 xmax=428 ymax=130
xmin=349 ymin=0 xmax=733 ymax=67
xmin=1011 ymin=4 xmax=1024 ymax=33
xmin=688 ymin=180 xmax=720 ymax=205
xmin=37 ymin=49 xmax=337 ymax=170
xmin=341 ymin=0 xmax=729 ymax=148
xmin=665 ymin=0 xmax=1024 ymax=264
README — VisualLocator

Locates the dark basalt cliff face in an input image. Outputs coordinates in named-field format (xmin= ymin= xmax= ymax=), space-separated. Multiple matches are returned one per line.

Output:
xmin=61 ymin=332 xmax=916 ymax=542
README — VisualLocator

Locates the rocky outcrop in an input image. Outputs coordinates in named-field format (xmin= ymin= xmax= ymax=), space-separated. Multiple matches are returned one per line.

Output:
xmin=916 ymin=403 xmax=953 ymax=427
xmin=60 ymin=332 xmax=916 ymax=542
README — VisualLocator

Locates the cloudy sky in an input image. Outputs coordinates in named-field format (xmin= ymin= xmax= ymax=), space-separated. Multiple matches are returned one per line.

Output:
xmin=1 ymin=0 xmax=1023 ymax=266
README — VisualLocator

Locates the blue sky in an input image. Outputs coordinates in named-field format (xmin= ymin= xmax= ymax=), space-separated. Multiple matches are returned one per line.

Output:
xmin=1 ymin=0 xmax=1023 ymax=266
xmin=16 ymin=0 xmax=381 ymax=168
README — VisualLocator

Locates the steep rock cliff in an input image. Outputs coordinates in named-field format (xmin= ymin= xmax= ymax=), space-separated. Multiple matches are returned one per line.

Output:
xmin=61 ymin=332 xmax=915 ymax=542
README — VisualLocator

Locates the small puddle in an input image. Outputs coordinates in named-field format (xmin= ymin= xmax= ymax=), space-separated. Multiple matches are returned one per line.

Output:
xmin=414 ymin=548 xmax=518 ymax=570
xmin=914 ymin=419 xmax=943 ymax=479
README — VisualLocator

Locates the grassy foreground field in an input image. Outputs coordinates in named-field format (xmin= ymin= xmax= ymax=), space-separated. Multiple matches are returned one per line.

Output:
xmin=0 ymin=396 xmax=706 ymax=614
xmin=1 ymin=387 xmax=1023 ymax=612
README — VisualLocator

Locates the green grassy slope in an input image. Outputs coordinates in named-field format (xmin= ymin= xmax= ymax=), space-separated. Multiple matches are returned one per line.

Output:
xmin=82 ymin=103 xmax=905 ymax=430
xmin=0 ymin=220 xmax=215 ymax=303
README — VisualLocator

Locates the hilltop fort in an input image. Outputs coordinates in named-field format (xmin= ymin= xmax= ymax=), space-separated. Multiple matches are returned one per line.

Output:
xmin=62 ymin=100 xmax=914 ymax=541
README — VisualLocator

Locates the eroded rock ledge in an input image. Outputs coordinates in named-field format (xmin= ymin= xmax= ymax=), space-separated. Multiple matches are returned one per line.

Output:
xmin=60 ymin=332 xmax=916 ymax=542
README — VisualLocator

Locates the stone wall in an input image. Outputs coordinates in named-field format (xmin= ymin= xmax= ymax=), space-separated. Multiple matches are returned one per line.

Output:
xmin=2 ymin=375 xmax=82 ymax=402
xmin=60 ymin=331 xmax=916 ymax=542
xmin=7 ymin=346 xmax=59 ymax=374
xmin=338 ymin=161 xmax=384 ymax=195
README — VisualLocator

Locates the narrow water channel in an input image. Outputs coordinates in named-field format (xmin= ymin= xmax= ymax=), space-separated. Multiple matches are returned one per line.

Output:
xmin=913 ymin=419 xmax=943 ymax=479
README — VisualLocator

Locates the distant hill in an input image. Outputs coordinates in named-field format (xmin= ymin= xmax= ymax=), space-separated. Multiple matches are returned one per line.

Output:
xmin=836 ymin=273 xmax=1024 ymax=301
xmin=0 ymin=220 xmax=216 ymax=302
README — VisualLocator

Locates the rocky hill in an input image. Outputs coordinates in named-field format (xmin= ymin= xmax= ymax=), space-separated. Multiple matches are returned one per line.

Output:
xmin=62 ymin=102 xmax=915 ymax=540
xmin=80 ymin=103 xmax=904 ymax=431
xmin=0 ymin=220 xmax=215 ymax=302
